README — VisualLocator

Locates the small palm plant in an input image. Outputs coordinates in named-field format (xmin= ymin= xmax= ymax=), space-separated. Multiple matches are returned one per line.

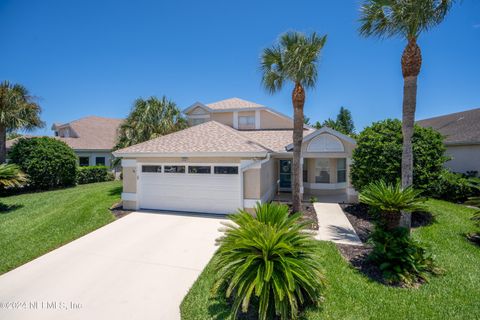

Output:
xmin=0 ymin=163 xmax=27 ymax=188
xmin=212 ymin=202 xmax=324 ymax=320
xmin=360 ymin=180 xmax=424 ymax=231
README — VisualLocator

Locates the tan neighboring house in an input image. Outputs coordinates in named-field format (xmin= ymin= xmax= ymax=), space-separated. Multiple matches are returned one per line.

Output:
xmin=7 ymin=116 xmax=123 ymax=169
xmin=114 ymin=98 xmax=358 ymax=214
xmin=417 ymin=108 xmax=480 ymax=175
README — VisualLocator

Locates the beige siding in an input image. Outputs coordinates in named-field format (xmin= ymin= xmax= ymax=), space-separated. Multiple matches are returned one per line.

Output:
xmin=123 ymin=200 xmax=137 ymax=210
xmin=445 ymin=144 xmax=480 ymax=173
xmin=123 ymin=167 xmax=137 ymax=193
xmin=260 ymin=158 xmax=276 ymax=201
xmin=244 ymin=168 xmax=260 ymax=199
xmin=211 ymin=112 xmax=233 ymax=126
xmin=260 ymin=110 xmax=293 ymax=129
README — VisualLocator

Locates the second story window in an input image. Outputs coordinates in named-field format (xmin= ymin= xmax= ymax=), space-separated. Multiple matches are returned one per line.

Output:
xmin=191 ymin=118 xmax=206 ymax=126
xmin=238 ymin=115 xmax=255 ymax=129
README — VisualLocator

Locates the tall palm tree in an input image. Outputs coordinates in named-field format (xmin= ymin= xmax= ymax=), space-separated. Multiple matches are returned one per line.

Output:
xmin=261 ymin=32 xmax=327 ymax=212
xmin=359 ymin=0 xmax=456 ymax=228
xmin=0 ymin=81 xmax=44 ymax=163
xmin=115 ymin=96 xmax=187 ymax=150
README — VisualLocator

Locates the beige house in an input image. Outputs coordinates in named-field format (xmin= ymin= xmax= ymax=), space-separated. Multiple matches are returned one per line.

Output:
xmin=417 ymin=108 xmax=480 ymax=175
xmin=114 ymin=98 xmax=358 ymax=214
xmin=7 ymin=116 xmax=123 ymax=169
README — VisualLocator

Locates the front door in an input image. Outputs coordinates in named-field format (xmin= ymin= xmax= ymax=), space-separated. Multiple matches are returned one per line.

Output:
xmin=279 ymin=160 xmax=292 ymax=191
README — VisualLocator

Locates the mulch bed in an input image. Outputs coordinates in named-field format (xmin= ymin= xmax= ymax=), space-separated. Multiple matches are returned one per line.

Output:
xmin=109 ymin=202 xmax=133 ymax=219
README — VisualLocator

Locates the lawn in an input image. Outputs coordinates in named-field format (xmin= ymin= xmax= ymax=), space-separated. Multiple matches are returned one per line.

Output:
xmin=0 ymin=181 xmax=121 ymax=274
xmin=181 ymin=199 xmax=480 ymax=320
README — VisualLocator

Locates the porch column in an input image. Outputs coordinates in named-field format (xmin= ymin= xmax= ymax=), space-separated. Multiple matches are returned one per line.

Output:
xmin=300 ymin=157 xmax=304 ymax=199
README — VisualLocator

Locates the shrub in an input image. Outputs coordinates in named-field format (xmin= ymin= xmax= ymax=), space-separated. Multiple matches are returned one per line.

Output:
xmin=9 ymin=137 xmax=77 ymax=189
xmin=360 ymin=180 xmax=424 ymax=230
xmin=427 ymin=170 xmax=480 ymax=202
xmin=351 ymin=119 xmax=447 ymax=193
xmin=369 ymin=227 xmax=441 ymax=286
xmin=77 ymin=166 xmax=114 ymax=184
xmin=0 ymin=164 xmax=27 ymax=189
xmin=212 ymin=203 xmax=324 ymax=320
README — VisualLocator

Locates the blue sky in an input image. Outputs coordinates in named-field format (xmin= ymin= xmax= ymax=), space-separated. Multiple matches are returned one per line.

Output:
xmin=1 ymin=0 xmax=479 ymax=136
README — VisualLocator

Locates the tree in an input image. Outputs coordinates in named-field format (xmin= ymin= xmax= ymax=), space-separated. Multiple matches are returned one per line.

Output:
xmin=350 ymin=119 xmax=447 ymax=193
xmin=304 ymin=116 xmax=311 ymax=126
xmin=261 ymin=31 xmax=327 ymax=212
xmin=320 ymin=107 xmax=356 ymax=137
xmin=0 ymin=164 xmax=27 ymax=189
xmin=115 ymin=96 xmax=187 ymax=150
xmin=336 ymin=106 xmax=355 ymax=136
xmin=9 ymin=137 xmax=78 ymax=189
xmin=6 ymin=132 xmax=22 ymax=140
xmin=0 ymin=81 xmax=44 ymax=163
xmin=359 ymin=0 xmax=456 ymax=228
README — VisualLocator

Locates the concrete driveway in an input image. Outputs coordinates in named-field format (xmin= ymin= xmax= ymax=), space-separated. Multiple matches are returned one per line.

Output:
xmin=0 ymin=211 xmax=225 ymax=320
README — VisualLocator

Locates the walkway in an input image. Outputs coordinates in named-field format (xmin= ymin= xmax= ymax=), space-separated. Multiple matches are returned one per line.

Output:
xmin=313 ymin=202 xmax=362 ymax=246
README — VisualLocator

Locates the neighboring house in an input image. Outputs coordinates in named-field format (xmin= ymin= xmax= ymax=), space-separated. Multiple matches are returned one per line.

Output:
xmin=7 ymin=116 xmax=123 ymax=168
xmin=417 ymin=108 xmax=480 ymax=175
xmin=114 ymin=98 xmax=357 ymax=214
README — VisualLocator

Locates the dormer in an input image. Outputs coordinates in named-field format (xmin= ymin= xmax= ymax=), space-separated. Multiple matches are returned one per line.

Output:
xmin=183 ymin=98 xmax=294 ymax=130
xmin=51 ymin=123 xmax=78 ymax=138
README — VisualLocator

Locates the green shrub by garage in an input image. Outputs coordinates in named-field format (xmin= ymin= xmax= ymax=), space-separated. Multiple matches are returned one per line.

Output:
xmin=77 ymin=166 xmax=114 ymax=184
xmin=350 ymin=119 xmax=448 ymax=193
xmin=9 ymin=137 xmax=78 ymax=189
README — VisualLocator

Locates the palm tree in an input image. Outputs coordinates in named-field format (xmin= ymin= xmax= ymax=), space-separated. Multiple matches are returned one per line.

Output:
xmin=0 ymin=81 xmax=44 ymax=163
xmin=359 ymin=0 xmax=456 ymax=228
xmin=115 ymin=96 xmax=187 ymax=150
xmin=261 ymin=32 xmax=327 ymax=212
xmin=0 ymin=163 xmax=27 ymax=189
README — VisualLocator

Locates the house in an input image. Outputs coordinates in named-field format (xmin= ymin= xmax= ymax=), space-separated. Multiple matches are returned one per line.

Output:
xmin=113 ymin=98 xmax=357 ymax=214
xmin=417 ymin=108 xmax=480 ymax=175
xmin=7 ymin=116 xmax=123 ymax=168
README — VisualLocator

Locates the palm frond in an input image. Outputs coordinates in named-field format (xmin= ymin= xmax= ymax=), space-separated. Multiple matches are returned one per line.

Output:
xmin=0 ymin=164 xmax=28 ymax=188
xmin=359 ymin=0 xmax=457 ymax=39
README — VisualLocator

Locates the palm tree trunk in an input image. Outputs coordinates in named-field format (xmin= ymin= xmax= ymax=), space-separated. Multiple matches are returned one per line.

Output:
xmin=399 ymin=38 xmax=422 ymax=230
xmin=291 ymin=83 xmax=305 ymax=213
xmin=0 ymin=125 xmax=6 ymax=164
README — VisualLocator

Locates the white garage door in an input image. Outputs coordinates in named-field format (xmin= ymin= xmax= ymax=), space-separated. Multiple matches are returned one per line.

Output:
xmin=138 ymin=164 xmax=242 ymax=214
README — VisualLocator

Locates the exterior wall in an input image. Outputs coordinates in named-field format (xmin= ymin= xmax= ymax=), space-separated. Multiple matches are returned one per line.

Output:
xmin=76 ymin=151 xmax=114 ymax=168
xmin=123 ymin=167 xmax=137 ymax=193
xmin=123 ymin=200 xmax=137 ymax=210
xmin=211 ymin=112 xmax=233 ymax=126
xmin=259 ymin=110 xmax=293 ymax=129
xmin=243 ymin=158 xmax=277 ymax=209
xmin=445 ymin=144 xmax=480 ymax=174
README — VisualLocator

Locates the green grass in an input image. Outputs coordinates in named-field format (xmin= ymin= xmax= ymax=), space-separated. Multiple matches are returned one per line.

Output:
xmin=181 ymin=199 xmax=480 ymax=320
xmin=0 ymin=181 xmax=121 ymax=274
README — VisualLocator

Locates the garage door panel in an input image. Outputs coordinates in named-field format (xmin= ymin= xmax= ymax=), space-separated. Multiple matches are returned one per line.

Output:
xmin=139 ymin=167 xmax=241 ymax=214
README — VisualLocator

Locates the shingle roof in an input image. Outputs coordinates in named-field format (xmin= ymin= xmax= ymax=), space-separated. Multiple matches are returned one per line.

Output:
xmin=417 ymin=108 xmax=480 ymax=145
xmin=56 ymin=116 xmax=123 ymax=150
xmin=114 ymin=121 xmax=269 ymax=155
xmin=6 ymin=116 xmax=123 ymax=151
xmin=240 ymin=129 xmax=315 ymax=153
xmin=206 ymin=98 xmax=265 ymax=111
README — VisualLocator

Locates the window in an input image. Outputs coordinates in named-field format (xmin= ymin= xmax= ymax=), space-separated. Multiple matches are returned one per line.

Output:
xmin=337 ymin=158 xmax=347 ymax=183
xmin=95 ymin=157 xmax=106 ymax=166
xmin=214 ymin=166 xmax=238 ymax=174
xmin=303 ymin=169 xmax=308 ymax=183
xmin=79 ymin=157 xmax=89 ymax=167
xmin=238 ymin=115 xmax=255 ymax=129
xmin=191 ymin=118 xmax=206 ymax=126
xmin=142 ymin=165 xmax=162 ymax=173
xmin=189 ymin=166 xmax=211 ymax=174
xmin=315 ymin=159 xmax=330 ymax=183
xmin=164 ymin=165 xmax=185 ymax=173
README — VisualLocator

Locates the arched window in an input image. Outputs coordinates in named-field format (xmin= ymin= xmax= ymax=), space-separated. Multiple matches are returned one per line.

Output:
xmin=307 ymin=133 xmax=344 ymax=152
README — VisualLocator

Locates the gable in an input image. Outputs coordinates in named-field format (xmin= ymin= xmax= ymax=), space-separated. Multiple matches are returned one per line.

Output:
xmin=189 ymin=106 xmax=209 ymax=115
xmin=306 ymin=133 xmax=344 ymax=152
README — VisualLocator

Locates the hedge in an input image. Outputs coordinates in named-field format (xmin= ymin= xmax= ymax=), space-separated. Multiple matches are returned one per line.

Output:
xmin=77 ymin=166 xmax=115 ymax=185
